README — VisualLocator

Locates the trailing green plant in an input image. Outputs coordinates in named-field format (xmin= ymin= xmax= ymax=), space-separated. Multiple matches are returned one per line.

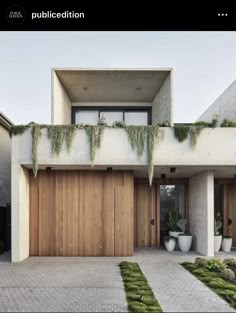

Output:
xmin=84 ymin=125 xmax=105 ymax=164
xmin=146 ymin=126 xmax=162 ymax=186
xmin=47 ymin=126 xmax=66 ymax=156
xmin=174 ymin=126 xmax=190 ymax=142
xmin=194 ymin=115 xmax=219 ymax=128
xmin=221 ymin=119 xmax=236 ymax=127
xmin=9 ymin=121 xmax=37 ymax=137
xmin=189 ymin=126 xmax=204 ymax=147
xmin=32 ymin=125 xmax=41 ymax=177
xmin=119 ymin=261 xmax=162 ymax=313
xmin=126 ymin=126 xmax=146 ymax=158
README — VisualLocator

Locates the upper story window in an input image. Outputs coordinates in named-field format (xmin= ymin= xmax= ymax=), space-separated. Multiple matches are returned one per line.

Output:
xmin=72 ymin=107 xmax=151 ymax=126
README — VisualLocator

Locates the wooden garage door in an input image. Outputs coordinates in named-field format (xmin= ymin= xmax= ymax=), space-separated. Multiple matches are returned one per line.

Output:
xmin=29 ymin=170 xmax=133 ymax=256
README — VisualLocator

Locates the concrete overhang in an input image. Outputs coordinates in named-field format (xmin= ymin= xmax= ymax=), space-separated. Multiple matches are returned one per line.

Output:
xmin=54 ymin=68 xmax=172 ymax=102
xmin=0 ymin=111 xmax=13 ymax=130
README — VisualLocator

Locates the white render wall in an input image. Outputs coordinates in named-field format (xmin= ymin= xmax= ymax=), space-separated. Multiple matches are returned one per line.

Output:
xmin=189 ymin=171 xmax=214 ymax=256
xmin=152 ymin=73 xmax=172 ymax=125
xmin=52 ymin=71 xmax=71 ymax=124
xmin=197 ymin=79 xmax=236 ymax=123
xmin=0 ymin=125 xmax=11 ymax=206
xmin=13 ymin=127 xmax=236 ymax=167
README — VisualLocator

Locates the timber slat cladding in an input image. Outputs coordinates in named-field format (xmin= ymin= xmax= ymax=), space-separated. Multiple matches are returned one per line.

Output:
xmin=29 ymin=170 xmax=134 ymax=256
xmin=134 ymin=182 xmax=158 ymax=247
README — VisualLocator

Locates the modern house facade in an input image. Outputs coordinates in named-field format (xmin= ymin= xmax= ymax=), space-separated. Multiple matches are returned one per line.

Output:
xmin=0 ymin=112 xmax=12 ymax=207
xmin=11 ymin=68 xmax=236 ymax=262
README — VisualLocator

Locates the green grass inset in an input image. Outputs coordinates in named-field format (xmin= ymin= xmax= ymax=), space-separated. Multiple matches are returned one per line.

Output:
xmin=181 ymin=261 xmax=236 ymax=309
xmin=119 ymin=261 xmax=162 ymax=313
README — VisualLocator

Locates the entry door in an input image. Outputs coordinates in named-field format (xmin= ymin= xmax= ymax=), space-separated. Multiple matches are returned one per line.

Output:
xmin=134 ymin=183 xmax=160 ymax=247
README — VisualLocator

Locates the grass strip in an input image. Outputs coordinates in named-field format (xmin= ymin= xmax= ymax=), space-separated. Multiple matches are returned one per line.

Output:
xmin=181 ymin=261 xmax=236 ymax=309
xmin=119 ymin=261 xmax=162 ymax=313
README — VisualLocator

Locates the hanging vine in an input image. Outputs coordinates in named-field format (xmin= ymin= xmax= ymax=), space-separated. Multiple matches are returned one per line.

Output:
xmin=84 ymin=125 xmax=105 ymax=164
xmin=126 ymin=126 xmax=146 ymax=158
xmin=31 ymin=125 xmax=41 ymax=178
xmin=189 ymin=126 xmax=203 ymax=147
xmin=146 ymin=126 xmax=162 ymax=186
xmin=174 ymin=126 xmax=190 ymax=142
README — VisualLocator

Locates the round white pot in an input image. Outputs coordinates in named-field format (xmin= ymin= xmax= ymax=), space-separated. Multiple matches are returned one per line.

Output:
xmin=169 ymin=231 xmax=184 ymax=250
xmin=222 ymin=237 xmax=232 ymax=252
xmin=178 ymin=235 xmax=192 ymax=252
xmin=164 ymin=237 xmax=176 ymax=251
xmin=214 ymin=235 xmax=222 ymax=252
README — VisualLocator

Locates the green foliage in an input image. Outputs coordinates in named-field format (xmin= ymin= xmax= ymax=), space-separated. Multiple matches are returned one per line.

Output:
xmin=97 ymin=116 xmax=107 ymax=126
xmin=32 ymin=125 xmax=41 ymax=178
xmin=224 ymin=258 xmax=236 ymax=267
xmin=182 ymin=258 xmax=236 ymax=309
xmin=112 ymin=120 xmax=126 ymax=128
xmin=9 ymin=125 xmax=29 ymax=137
xmin=220 ymin=119 xmax=236 ymax=127
xmin=189 ymin=126 xmax=203 ymax=147
xmin=84 ymin=125 xmax=105 ymax=164
xmin=194 ymin=115 xmax=218 ymax=128
xmin=221 ymin=268 xmax=235 ymax=280
xmin=157 ymin=120 xmax=171 ymax=127
xmin=176 ymin=218 xmax=187 ymax=233
xmin=47 ymin=126 xmax=66 ymax=156
xmin=167 ymin=208 xmax=183 ymax=232
xmin=174 ymin=126 xmax=189 ymax=142
xmin=204 ymin=259 xmax=226 ymax=273
xmin=126 ymin=126 xmax=146 ymax=158
xmin=214 ymin=212 xmax=222 ymax=235
xmin=146 ymin=126 xmax=162 ymax=186
xmin=119 ymin=261 xmax=162 ymax=313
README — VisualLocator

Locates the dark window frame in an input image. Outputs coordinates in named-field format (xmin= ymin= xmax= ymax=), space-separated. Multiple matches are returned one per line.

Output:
xmin=71 ymin=106 xmax=152 ymax=125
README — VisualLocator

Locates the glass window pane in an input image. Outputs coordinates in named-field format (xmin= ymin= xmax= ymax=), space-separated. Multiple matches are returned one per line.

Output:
xmin=75 ymin=111 xmax=98 ymax=125
xmin=100 ymin=112 xmax=123 ymax=126
xmin=125 ymin=112 xmax=148 ymax=125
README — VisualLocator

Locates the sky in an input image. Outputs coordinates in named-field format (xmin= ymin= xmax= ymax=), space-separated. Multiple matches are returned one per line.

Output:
xmin=0 ymin=31 xmax=236 ymax=124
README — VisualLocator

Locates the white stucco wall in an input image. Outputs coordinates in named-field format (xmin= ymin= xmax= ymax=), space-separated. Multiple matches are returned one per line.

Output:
xmin=51 ymin=71 xmax=71 ymax=124
xmin=0 ymin=125 xmax=11 ymax=206
xmin=197 ymin=79 xmax=236 ymax=123
xmin=189 ymin=171 xmax=214 ymax=256
xmin=13 ymin=127 xmax=236 ymax=167
xmin=11 ymin=136 xmax=29 ymax=262
xmin=152 ymin=72 xmax=173 ymax=125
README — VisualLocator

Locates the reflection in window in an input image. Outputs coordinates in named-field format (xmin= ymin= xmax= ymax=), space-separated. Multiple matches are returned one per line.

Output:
xmin=75 ymin=111 xmax=98 ymax=125
xmin=100 ymin=112 xmax=123 ymax=126
xmin=125 ymin=112 xmax=148 ymax=125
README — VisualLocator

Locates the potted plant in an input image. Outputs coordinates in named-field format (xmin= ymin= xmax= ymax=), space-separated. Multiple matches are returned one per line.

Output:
xmin=214 ymin=212 xmax=222 ymax=253
xmin=222 ymin=218 xmax=233 ymax=252
xmin=168 ymin=208 xmax=184 ymax=238
xmin=164 ymin=236 xmax=176 ymax=251
xmin=177 ymin=219 xmax=192 ymax=252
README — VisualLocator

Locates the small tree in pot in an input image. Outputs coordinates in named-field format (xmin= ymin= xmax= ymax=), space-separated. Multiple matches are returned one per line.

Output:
xmin=222 ymin=218 xmax=233 ymax=252
xmin=214 ymin=212 xmax=222 ymax=253
xmin=177 ymin=219 xmax=192 ymax=252
xmin=168 ymin=208 xmax=184 ymax=238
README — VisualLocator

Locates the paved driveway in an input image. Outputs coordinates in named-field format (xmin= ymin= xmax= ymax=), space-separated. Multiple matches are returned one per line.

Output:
xmin=0 ymin=252 xmax=127 ymax=312
xmin=0 ymin=249 xmax=235 ymax=312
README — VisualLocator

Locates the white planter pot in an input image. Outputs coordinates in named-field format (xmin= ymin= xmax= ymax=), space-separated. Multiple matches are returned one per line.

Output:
xmin=169 ymin=231 xmax=184 ymax=250
xmin=164 ymin=237 xmax=176 ymax=252
xmin=222 ymin=237 xmax=232 ymax=252
xmin=214 ymin=235 xmax=222 ymax=252
xmin=178 ymin=235 xmax=192 ymax=252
